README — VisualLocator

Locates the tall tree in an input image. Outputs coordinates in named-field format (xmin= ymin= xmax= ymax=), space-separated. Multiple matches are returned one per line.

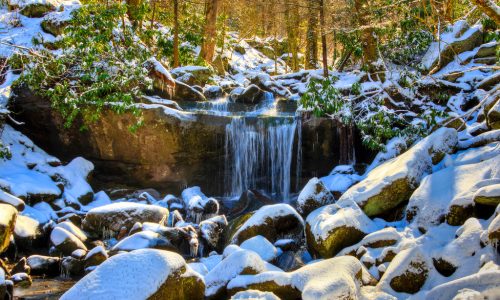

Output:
xmin=305 ymin=1 xmax=319 ymax=69
xmin=173 ymin=0 xmax=180 ymax=67
xmin=284 ymin=0 xmax=300 ymax=71
xmin=319 ymin=0 xmax=328 ymax=77
xmin=353 ymin=0 xmax=377 ymax=73
xmin=199 ymin=0 xmax=220 ymax=63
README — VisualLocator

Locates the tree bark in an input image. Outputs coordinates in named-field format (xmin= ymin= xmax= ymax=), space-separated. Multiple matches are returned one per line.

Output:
xmin=199 ymin=0 xmax=219 ymax=63
xmin=353 ymin=0 xmax=377 ymax=73
xmin=284 ymin=0 xmax=300 ymax=71
xmin=470 ymin=0 xmax=500 ymax=25
xmin=305 ymin=1 xmax=319 ymax=69
xmin=173 ymin=0 xmax=180 ymax=67
xmin=319 ymin=0 xmax=328 ymax=77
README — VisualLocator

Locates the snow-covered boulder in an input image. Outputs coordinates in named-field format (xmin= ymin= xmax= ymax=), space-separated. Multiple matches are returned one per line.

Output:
xmin=171 ymin=66 xmax=213 ymax=87
xmin=233 ymin=84 xmax=265 ymax=104
xmin=9 ymin=0 xmax=60 ymax=17
xmin=227 ymin=256 xmax=376 ymax=300
xmin=82 ymin=202 xmax=168 ymax=238
xmin=473 ymin=184 xmax=500 ymax=206
xmin=26 ymin=255 xmax=61 ymax=276
xmin=422 ymin=21 xmax=483 ymax=72
xmin=61 ymin=249 xmax=205 ymax=300
xmin=240 ymin=236 xmax=280 ymax=262
xmin=0 ymin=190 xmax=25 ymax=211
xmin=40 ymin=1 xmax=80 ymax=36
xmin=305 ymin=200 xmax=375 ymax=258
xmin=339 ymin=128 xmax=457 ymax=217
xmin=84 ymin=245 xmax=108 ymax=269
xmin=181 ymin=187 xmax=219 ymax=223
xmin=231 ymin=204 xmax=304 ymax=245
xmin=13 ymin=215 xmax=43 ymax=250
xmin=487 ymin=99 xmax=500 ymax=130
xmin=378 ymin=246 xmax=430 ymax=294
xmin=11 ymin=272 xmax=31 ymax=287
xmin=50 ymin=227 xmax=87 ymax=255
xmin=111 ymin=231 xmax=173 ymax=252
xmin=407 ymin=155 xmax=500 ymax=229
xmin=297 ymin=177 xmax=335 ymax=217
xmin=230 ymin=290 xmax=280 ymax=300
xmin=203 ymin=85 xmax=224 ymax=99
xmin=55 ymin=221 xmax=87 ymax=242
xmin=0 ymin=203 xmax=17 ymax=253
xmin=204 ymin=248 xmax=281 ymax=299
xmin=488 ymin=212 xmax=500 ymax=245
xmin=200 ymin=215 xmax=228 ymax=253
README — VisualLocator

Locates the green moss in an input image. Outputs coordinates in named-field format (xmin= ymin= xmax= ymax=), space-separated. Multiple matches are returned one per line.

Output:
xmin=390 ymin=261 xmax=428 ymax=294
xmin=362 ymin=177 xmax=414 ymax=218
xmin=306 ymin=223 xmax=365 ymax=259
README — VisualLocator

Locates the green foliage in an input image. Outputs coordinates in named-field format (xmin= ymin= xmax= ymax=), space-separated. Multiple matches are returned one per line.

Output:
xmin=382 ymin=30 xmax=433 ymax=66
xmin=0 ymin=141 xmax=11 ymax=160
xmin=14 ymin=3 xmax=152 ymax=129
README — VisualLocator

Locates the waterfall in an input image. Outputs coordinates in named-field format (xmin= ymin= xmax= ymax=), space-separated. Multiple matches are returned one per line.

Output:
xmin=225 ymin=116 xmax=297 ymax=201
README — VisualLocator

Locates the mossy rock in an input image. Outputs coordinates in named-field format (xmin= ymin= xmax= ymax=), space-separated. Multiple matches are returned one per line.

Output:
xmin=20 ymin=3 xmax=56 ymax=17
xmin=306 ymin=223 xmax=366 ymax=258
xmin=362 ymin=178 xmax=415 ymax=218
xmin=487 ymin=100 xmax=500 ymax=130
xmin=446 ymin=204 xmax=473 ymax=226
xmin=389 ymin=260 xmax=428 ymax=294
xmin=148 ymin=266 xmax=205 ymax=300
xmin=228 ymin=280 xmax=301 ymax=300
xmin=432 ymin=258 xmax=456 ymax=277
xmin=224 ymin=212 xmax=254 ymax=246
xmin=0 ymin=204 xmax=18 ymax=253
xmin=41 ymin=18 xmax=68 ymax=36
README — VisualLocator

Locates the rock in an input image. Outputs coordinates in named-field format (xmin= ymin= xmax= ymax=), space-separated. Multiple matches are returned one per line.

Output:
xmin=82 ymin=202 xmax=168 ymax=238
xmin=240 ymin=236 xmax=280 ymax=262
xmin=61 ymin=249 xmax=205 ymax=300
xmin=486 ymin=100 xmax=500 ymax=130
xmin=228 ymin=190 xmax=277 ymax=220
xmin=234 ymin=45 xmax=246 ymax=55
xmin=473 ymin=184 xmax=500 ymax=206
xmin=61 ymin=256 xmax=85 ymax=277
xmin=84 ymin=245 xmax=108 ymax=268
xmin=477 ymin=72 xmax=500 ymax=91
xmin=13 ymin=215 xmax=44 ymax=251
xmin=306 ymin=200 xmax=374 ymax=258
xmin=340 ymin=128 xmax=457 ymax=218
xmin=171 ymin=66 xmax=213 ymax=87
xmin=11 ymin=0 xmax=57 ymax=17
xmin=275 ymin=250 xmax=304 ymax=272
xmin=55 ymin=221 xmax=87 ymax=242
xmin=145 ymin=58 xmax=176 ymax=98
xmin=0 ymin=190 xmax=25 ymax=211
xmin=231 ymin=204 xmax=304 ymax=245
xmin=0 ymin=268 xmax=5 ymax=299
xmin=231 ymin=290 xmax=279 ymax=300
xmin=378 ymin=247 xmax=429 ymax=294
xmin=474 ymin=42 xmax=497 ymax=58
xmin=433 ymin=258 xmax=457 ymax=277
xmin=233 ymin=85 xmax=264 ymax=104
xmin=11 ymin=257 xmax=30 ymax=275
xmin=204 ymin=248 xmax=280 ymax=299
xmin=50 ymin=227 xmax=87 ymax=255
xmin=200 ymin=215 xmax=228 ymax=253
xmin=0 ymin=204 xmax=17 ymax=253
xmin=71 ymin=249 xmax=87 ymax=259
xmin=26 ymin=255 xmax=61 ymax=276
xmin=488 ymin=213 xmax=500 ymax=246
xmin=40 ymin=2 xmax=80 ymax=36
xmin=11 ymin=272 xmax=32 ymax=287
xmin=111 ymin=231 xmax=175 ymax=252
xmin=173 ymin=80 xmax=207 ymax=102
xmin=203 ymin=85 xmax=224 ymax=99
xmin=422 ymin=21 xmax=483 ymax=72
xmin=297 ymin=177 xmax=335 ymax=217
xmin=227 ymin=256 xmax=376 ymax=300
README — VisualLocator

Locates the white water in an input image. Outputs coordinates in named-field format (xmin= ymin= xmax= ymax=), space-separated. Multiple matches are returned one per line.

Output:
xmin=225 ymin=116 xmax=298 ymax=201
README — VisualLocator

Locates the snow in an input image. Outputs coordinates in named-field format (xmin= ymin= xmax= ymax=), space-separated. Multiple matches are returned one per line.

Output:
xmin=85 ymin=245 xmax=107 ymax=260
xmin=458 ymin=129 xmax=500 ymax=149
xmin=14 ymin=214 xmax=39 ymax=238
xmin=339 ymin=128 xmax=457 ymax=214
xmin=424 ymin=270 xmax=500 ymax=300
xmin=474 ymin=184 xmax=500 ymax=200
xmin=55 ymin=221 xmax=87 ymax=242
xmin=231 ymin=290 xmax=280 ymax=300
xmin=50 ymin=226 xmax=87 ymax=250
xmin=111 ymin=231 xmax=168 ymax=252
xmin=61 ymin=249 xmax=201 ymax=300
xmin=22 ymin=202 xmax=57 ymax=224
xmin=297 ymin=177 xmax=335 ymax=211
xmin=0 ymin=189 xmax=25 ymax=209
xmin=0 ymin=202 xmax=17 ymax=227
xmin=232 ymin=204 xmax=304 ymax=244
xmin=240 ymin=236 xmax=281 ymax=262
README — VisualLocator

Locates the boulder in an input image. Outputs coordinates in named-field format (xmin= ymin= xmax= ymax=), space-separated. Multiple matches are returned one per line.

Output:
xmin=297 ymin=177 xmax=335 ymax=217
xmin=84 ymin=245 xmax=108 ymax=268
xmin=199 ymin=215 xmax=228 ymax=253
xmin=173 ymin=80 xmax=207 ymax=102
xmin=231 ymin=290 xmax=279 ymax=300
xmin=26 ymin=255 xmax=61 ymax=276
xmin=61 ymin=256 xmax=85 ymax=277
xmin=231 ymin=204 xmax=304 ymax=245
xmin=10 ymin=0 xmax=58 ymax=17
xmin=111 ymin=231 xmax=175 ymax=252
xmin=473 ymin=184 xmax=500 ymax=206
xmin=477 ymin=72 xmax=500 ymax=91
xmin=13 ymin=215 xmax=44 ymax=251
xmin=11 ymin=272 xmax=32 ymax=287
xmin=171 ymin=66 xmax=213 ymax=87
xmin=275 ymin=251 xmax=305 ymax=272
xmin=203 ymin=85 xmax=224 ymax=99
xmin=233 ymin=85 xmax=264 ymax=104
xmin=0 ymin=190 xmax=25 ymax=211
xmin=40 ymin=2 xmax=80 ymax=36
xmin=227 ymin=256 xmax=376 ymax=300
xmin=11 ymin=257 xmax=30 ymax=275
xmin=340 ymin=128 xmax=457 ymax=218
xmin=0 ymin=204 xmax=17 ymax=253
xmin=488 ymin=213 xmax=500 ymax=245
xmin=486 ymin=100 xmax=500 ymax=130
xmin=378 ymin=247 xmax=430 ymax=294
xmin=50 ymin=227 xmax=87 ymax=255
xmin=61 ymin=249 xmax=205 ymax=300
xmin=55 ymin=221 xmax=87 ymax=242
xmin=306 ymin=200 xmax=374 ymax=258
xmin=82 ymin=202 xmax=168 ymax=238
xmin=240 ymin=235 xmax=280 ymax=262
xmin=182 ymin=187 xmax=219 ymax=223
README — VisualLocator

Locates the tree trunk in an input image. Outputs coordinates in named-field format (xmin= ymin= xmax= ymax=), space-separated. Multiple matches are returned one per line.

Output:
xmin=305 ymin=1 xmax=319 ymax=69
xmin=353 ymin=0 xmax=377 ymax=73
xmin=284 ymin=0 xmax=300 ymax=71
xmin=319 ymin=0 xmax=328 ymax=77
xmin=470 ymin=0 xmax=500 ymax=25
xmin=173 ymin=0 xmax=180 ymax=67
xmin=199 ymin=0 xmax=219 ymax=63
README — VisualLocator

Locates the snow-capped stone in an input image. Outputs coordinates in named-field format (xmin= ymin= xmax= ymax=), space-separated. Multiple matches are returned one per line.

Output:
xmin=84 ymin=245 xmax=107 ymax=268
xmin=240 ymin=236 xmax=280 ymax=262
xmin=378 ymin=246 xmax=430 ymax=294
xmin=231 ymin=290 xmax=280 ymax=300
xmin=227 ymin=256 xmax=376 ymax=300
xmin=82 ymin=202 xmax=168 ymax=238
xmin=55 ymin=221 xmax=87 ymax=242
xmin=11 ymin=272 xmax=32 ymax=287
xmin=338 ymin=227 xmax=401 ymax=257
xmin=473 ymin=183 xmax=500 ymax=206
xmin=171 ymin=65 xmax=213 ymax=87
xmin=407 ymin=155 xmax=500 ymax=229
xmin=486 ymin=99 xmax=500 ymax=130
xmin=14 ymin=215 xmax=42 ymax=249
xmin=0 ymin=190 xmax=24 ymax=211
xmin=26 ymin=255 xmax=61 ymax=276
xmin=0 ymin=203 xmax=17 ymax=253
xmin=233 ymin=84 xmax=264 ymax=104
xmin=50 ymin=227 xmax=87 ymax=255
xmin=297 ymin=177 xmax=335 ymax=217
xmin=9 ymin=0 xmax=60 ymax=17
xmin=200 ymin=215 xmax=228 ymax=252
xmin=181 ymin=187 xmax=219 ymax=223
xmin=111 ymin=231 xmax=173 ymax=252
xmin=61 ymin=249 xmax=205 ymax=300
xmin=306 ymin=200 xmax=375 ymax=258
xmin=61 ymin=256 xmax=84 ymax=277
xmin=40 ymin=1 xmax=80 ymax=36
xmin=231 ymin=204 xmax=304 ymax=244
xmin=487 ymin=213 xmax=500 ymax=244
xmin=339 ymin=128 xmax=457 ymax=217
xmin=204 ymin=248 xmax=281 ymax=298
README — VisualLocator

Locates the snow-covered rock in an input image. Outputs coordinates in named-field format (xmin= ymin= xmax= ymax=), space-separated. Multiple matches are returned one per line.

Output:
xmin=227 ymin=256 xmax=376 ymax=300
xmin=231 ymin=204 xmax=304 ymax=244
xmin=0 ymin=203 xmax=17 ymax=253
xmin=82 ymin=202 xmax=168 ymax=238
xmin=9 ymin=0 xmax=61 ymax=17
xmin=339 ymin=128 xmax=457 ymax=217
xmin=230 ymin=290 xmax=280 ymax=300
xmin=204 ymin=248 xmax=281 ymax=298
xmin=0 ymin=190 xmax=25 ymax=211
xmin=111 ymin=231 xmax=173 ymax=252
xmin=13 ymin=215 xmax=42 ymax=249
xmin=84 ymin=245 xmax=107 ymax=269
xmin=306 ymin=200 xmax=376 ymax=258
xmin=61 ymin=249 xmax=205 ymax=300
xmin=181 ymin=187 xmax=219 ymax=223
xmin=200 ymin=215 xmax=228 ymax=252
xmin=240 ymin=236 xmax=280 ymax=262
xmin=26 ymin=255 xmax=61 ymax=276
xmin=50 ymin=227 xmax=87 ymax=255
xmin=473 ymin=183 xmax=500 ymax=206
xmin=55 ymin=221 xmax=87 ymax=242
xmin=297 ymin=177 xmax=335 ymax=217
xmin=487 ymin=99 xmax=500 ymax=130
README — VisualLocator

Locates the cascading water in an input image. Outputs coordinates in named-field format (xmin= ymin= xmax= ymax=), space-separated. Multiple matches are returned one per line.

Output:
xmin=224 ymin=116 xmax=298 ymax=201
